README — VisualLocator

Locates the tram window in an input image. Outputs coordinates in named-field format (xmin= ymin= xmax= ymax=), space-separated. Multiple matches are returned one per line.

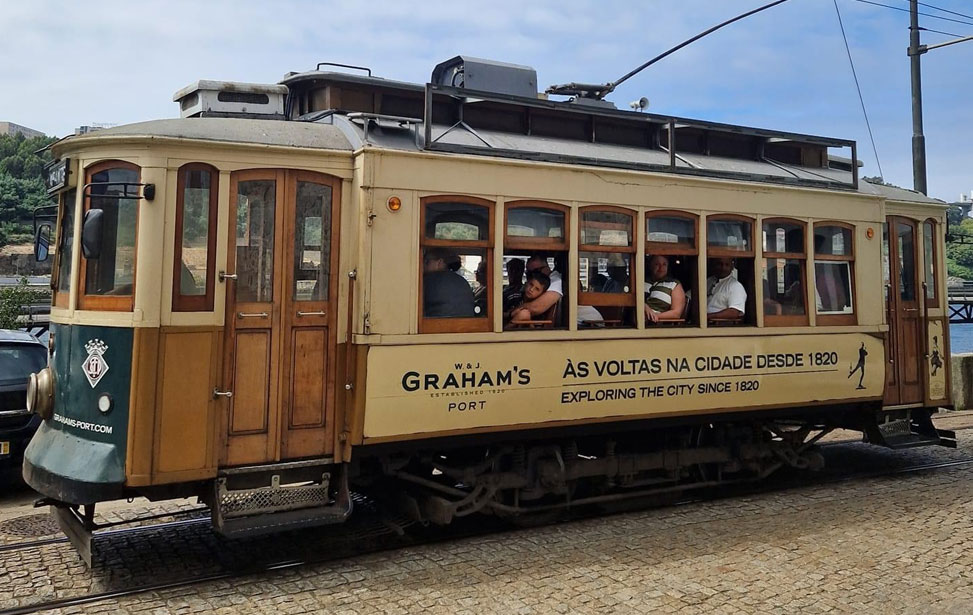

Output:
xmin=420 ymin=197 xmax=493 ymax=333
xmin=53 ymin=188 xmax=76 ymax=308
xmin=293 ymin=181 xmax=332 ymax=301
xmin=706 ymin=215 xmax=755 ymax=326
xmin=762 ymin=219 xmax=808 ymax=326
xmin=814 ymin=223 xmax=855 ymax=324
xmin=646 ymin=212 xmax=698 ymax=326
xmin=173 ymin=164 xmax=218 ymax=311
xmin=79 ymin=162 xmax=139 ymax=310
xmin=503 ymin=202 xmax=569 ymax=329
xmin=235 ymin=179 xmax=276 ymax=303
xmin=923 ymin=220 xmax=939 ymax=307
xmin=897 ymin=222 xmax=917 ymax=302
xmin=579 ymin=207 xmax=636 ymax=328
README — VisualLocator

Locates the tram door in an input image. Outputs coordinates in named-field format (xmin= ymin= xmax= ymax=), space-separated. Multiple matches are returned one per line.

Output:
xmin=884 ymin=217 xmax=924 ymax=405
xmin=222 ymin=169 xmax=339 ymax=466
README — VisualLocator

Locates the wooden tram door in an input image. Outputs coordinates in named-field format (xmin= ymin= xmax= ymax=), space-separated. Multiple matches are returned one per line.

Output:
xmin=223 ymin=170 xmax=340 ymax=466
xmin=884 ymin=217 xmax=924 ymax=406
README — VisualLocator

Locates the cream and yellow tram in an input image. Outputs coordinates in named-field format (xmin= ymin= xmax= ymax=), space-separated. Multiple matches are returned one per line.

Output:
xmin=25 ymin=57 xmax=954 ymax=558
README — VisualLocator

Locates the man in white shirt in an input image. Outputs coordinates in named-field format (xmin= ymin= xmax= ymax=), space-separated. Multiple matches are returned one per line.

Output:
xmin=706 ymin=257 xmax=747 ymax=320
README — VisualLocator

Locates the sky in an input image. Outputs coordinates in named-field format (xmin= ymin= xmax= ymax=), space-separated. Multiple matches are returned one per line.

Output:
xmin=2 ymin=0 xmax=971 ymax=202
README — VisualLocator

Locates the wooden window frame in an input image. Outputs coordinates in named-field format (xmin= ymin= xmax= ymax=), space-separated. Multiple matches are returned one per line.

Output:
xmin=645 ymin=210 xmax=698 ymax=326
xmin=503 ymin=200 xmax=570 ymax=252
xmin=923 ymin=218 xmax=940 ymax=309
xmin=53 ymin=188 xmax=77 ymax=309
xmin=645 ymin=209 xmax=698 ymax=257
xmin=578 ymin=205 xmax=637 ymax=309
xmin=762 ymin=217 xmax=808 ymax=327
xmin=172 ymin=163 xmax=219 ymax=312
xmin=813 ymin=221 xmax=857 ymax=326
xmin=706 ymin=214 xmax=755 ymax=258
xmin=418 ymin=195 xmax=494 ymax=334
xmin=705 ymin=214 xmax=755 ymax=325
xmin=78 ymin=160 xmax=140 ymax=312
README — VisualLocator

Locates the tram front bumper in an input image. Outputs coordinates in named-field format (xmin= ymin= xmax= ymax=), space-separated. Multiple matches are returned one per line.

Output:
xmin=23 ymin=421 xmax=125 ymax=505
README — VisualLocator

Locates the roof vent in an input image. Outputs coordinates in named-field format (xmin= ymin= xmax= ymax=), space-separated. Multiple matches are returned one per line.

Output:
xmin=431 ymin=56 xmax=537 ymax=99
xmin=173 ymin=81 xmax=288 ymax=119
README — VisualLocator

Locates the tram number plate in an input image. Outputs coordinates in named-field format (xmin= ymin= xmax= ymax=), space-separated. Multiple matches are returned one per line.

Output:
xmin=0 ymin=441 xmax=9 ymax=457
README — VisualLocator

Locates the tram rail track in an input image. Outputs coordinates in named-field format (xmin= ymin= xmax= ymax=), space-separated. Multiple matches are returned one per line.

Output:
xmin=0 ymin=508 xmax=209 ymax=556
xmin=2 ymin=449 xmax=971 ymax=615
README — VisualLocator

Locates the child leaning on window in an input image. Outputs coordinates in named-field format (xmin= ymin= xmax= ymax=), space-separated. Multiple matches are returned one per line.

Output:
xmin=507 ymin=270 xmax=552 ymax=325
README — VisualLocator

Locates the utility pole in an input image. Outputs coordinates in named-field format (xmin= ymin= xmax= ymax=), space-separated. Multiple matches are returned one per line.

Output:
xmin=908 ymin=0 xmax=927 ymax=195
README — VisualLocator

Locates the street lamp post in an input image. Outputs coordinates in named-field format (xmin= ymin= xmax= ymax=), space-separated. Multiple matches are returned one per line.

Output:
xmin=908 ymin=0 xmax=973 ymax=196
xmin=908 ymin=0 xmax=926 ymax=195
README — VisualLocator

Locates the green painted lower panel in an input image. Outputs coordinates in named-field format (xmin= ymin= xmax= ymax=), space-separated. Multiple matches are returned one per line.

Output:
xmin=23 ymin=323 xmax=132 ymax=504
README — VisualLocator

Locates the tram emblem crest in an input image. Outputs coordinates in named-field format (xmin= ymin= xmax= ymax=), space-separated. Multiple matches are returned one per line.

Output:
xmin=82 ymin=339 xmax=110 ymax=388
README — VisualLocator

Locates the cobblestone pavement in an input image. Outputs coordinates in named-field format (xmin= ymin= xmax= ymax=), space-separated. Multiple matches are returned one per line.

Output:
xmin=1 ymin=415 xmax=971 ymax=614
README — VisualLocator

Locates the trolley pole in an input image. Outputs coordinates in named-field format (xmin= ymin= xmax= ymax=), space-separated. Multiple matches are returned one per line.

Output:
xmin=908 ymin=0 xmax=927 ymax=195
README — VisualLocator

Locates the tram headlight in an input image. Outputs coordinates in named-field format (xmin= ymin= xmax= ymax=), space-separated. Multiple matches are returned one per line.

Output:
xmin=27 ymin=367 xmax=54 ymax=420
xmin=97 ymin=393 xmax=113 ymax=414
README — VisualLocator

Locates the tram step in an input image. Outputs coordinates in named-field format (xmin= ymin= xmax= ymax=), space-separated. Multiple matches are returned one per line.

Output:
xmin=873 ymin=418 xmax=956 ymax=450
xmin=212 ymin=465 xmax=353 ymax=537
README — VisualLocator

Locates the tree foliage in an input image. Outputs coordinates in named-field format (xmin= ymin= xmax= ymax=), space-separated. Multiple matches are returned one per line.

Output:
xmin=0 ymin=277 xmax=46 ymax=330
xmin=0 ymin=133 xmax=56 ymax=247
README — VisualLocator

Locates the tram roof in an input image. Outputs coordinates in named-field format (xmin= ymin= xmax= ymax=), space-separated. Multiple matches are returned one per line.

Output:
xmin=58 ymin=118 xmax=354 ymax=151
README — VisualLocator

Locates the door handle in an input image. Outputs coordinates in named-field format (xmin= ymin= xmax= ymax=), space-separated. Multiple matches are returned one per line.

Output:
xmin=213 ymin=388 xmax=233 ymax=399
xmin=296 ymin=311 xmax=327 ymax=317
xmin=237 ymin=312 xmax=269 ymax=318
xmin=219 ymin=271 xmax=237 ymax=282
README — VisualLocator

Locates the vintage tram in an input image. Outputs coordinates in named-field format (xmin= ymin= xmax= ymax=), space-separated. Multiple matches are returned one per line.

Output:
xmin=24 ymin=57 xmax=954 ymax=560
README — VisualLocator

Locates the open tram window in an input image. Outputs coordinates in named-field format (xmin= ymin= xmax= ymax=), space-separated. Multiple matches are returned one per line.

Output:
xmin=79 ymin=161 xmax=140 ymax=311
xmin=645 ymin=211 xmax=698 ymax=326
xmin=502 ymin=201 xmax=569 ymax=329
xmin=705 ymin=215 xmax=755 ymax=326
xmin=578 ymin=206 xmax=636 ymax=328
xmin=419 ymin=196 xmax=493 ymax=333
xmin=762 ymin=218 xmax=808 ymax=326
xmin=923 ymin=219 xmax=939 ymax=308
xmin=813 ymin=223 xmax=855 ymax=325
xmin=173 ymin=164 xmax=218 ymax=311
xmin=53 ymin=188 xmax=77 ymax=309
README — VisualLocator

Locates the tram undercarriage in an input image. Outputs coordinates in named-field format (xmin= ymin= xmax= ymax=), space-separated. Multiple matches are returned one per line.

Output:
xmin=375 ymin=408 xmax=956 ymax=527
xmin=377 ymin=420 xmax=837 ymax=526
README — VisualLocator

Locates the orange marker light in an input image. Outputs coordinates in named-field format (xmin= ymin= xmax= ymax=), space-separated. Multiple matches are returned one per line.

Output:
xmin=387 ymin=196 xmax=402 ymax=212
xmin=866 ymin=227 xmax=875 ymax=239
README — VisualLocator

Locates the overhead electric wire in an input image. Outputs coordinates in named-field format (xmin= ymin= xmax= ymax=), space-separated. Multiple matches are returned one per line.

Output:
xmin=852 ymin=0 xmax=973 ymax=27
xmin=834 ymin=0 xmax=884 ymax=179
xmin=916 ymin=1 xmax=973 ymax=22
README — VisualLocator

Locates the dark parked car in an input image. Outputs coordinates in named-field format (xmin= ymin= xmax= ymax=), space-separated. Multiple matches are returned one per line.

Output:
xmin=0 ymin=330 xmax=47 ymax=480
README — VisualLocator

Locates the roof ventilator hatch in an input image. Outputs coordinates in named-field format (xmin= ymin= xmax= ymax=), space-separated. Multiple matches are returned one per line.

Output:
xmin=173 ymin=81 xmax=288 ymax=119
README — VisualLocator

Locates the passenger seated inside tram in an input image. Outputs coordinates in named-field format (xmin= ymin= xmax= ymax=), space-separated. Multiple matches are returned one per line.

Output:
xmin=506 ymin=270 xmax=551 ymax=326
xmin=502 ymin=258 xmax=526 ymax=313
xmin=472 ymin=261 xmax=488 ymax=314
xmin=423 ymin=247 xmax=476 ymax=318
xmin=706 ymin=257 xmax=746 ymax=323
xmin=525 ymin=254 xmax=603 ymax=325
xmin=601 ymin=255 xmax=629 ymax=293
xmin=644 ymin=254 xmax=687 ymax=324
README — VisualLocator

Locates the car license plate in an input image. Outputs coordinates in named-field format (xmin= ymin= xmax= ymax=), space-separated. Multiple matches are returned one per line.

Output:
xmin=0 ymin=441 xmax=8 ymax=456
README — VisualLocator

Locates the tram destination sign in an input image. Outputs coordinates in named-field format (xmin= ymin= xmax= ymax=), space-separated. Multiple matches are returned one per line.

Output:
xmin=44 ymin=158 xmax=70 ymax=194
